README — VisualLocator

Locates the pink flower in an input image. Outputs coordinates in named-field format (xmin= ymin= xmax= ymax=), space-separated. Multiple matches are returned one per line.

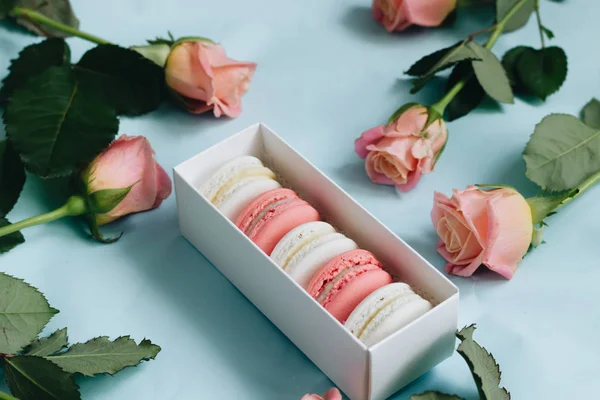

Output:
xmin=165 ymin=40 xmax=257 ymax=118
xmin=83 ymin=135 xmax=172 ymax=225
xmin=431 ymin=186 xmax=533 ymax=279
xmin=355 ymin=105 xmax=447 ymax=192
xmin=301 ymin=388 xmax=342 ymax=400
xmin=372 ymin=0 xmax=457 ymax=32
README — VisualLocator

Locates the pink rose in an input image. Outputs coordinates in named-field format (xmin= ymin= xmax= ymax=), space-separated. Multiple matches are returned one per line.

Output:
xmin=301 ymin=388 xmax=342 ymax=400
xmin=165 ymin=40 xmax=257 ymax=118
xmin=372 ymin=0 xmax=457 ymax=32
xmin=83 ymin=135 xmax=172 ymax=226
xmin=431 ymin=186 xmax=533 ymax=279
xmin=355 ymin=105 xmax=447 ymax=192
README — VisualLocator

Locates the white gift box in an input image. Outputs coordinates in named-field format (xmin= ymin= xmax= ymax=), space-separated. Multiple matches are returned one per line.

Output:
xmin=174 ymin=123 xmax=459 ymax=400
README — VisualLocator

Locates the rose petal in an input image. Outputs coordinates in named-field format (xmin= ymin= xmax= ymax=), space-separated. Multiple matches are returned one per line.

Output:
xmin=452 ymin=186 xmax=489 ymax=249
xmin=386 ymin=105 xmax=428 ymax=137
xmin=404 ymin=0 xmax=457 ymax=27
xmin=365 ymin=152 xmax=395 ymax=185
xmin=300 ymin=395 xmax=323 ymax=400
xmin=355 ymin=126 xmax=385 ymax=159
xmin=395 ymin=168 xmax=422 ymax=192
xmin=411 ymin=137 xmax=432 ymax=159
xmin=366 ymin=137 xmax=417 ymax=172
xmin=444 ymin=252 xmax=484 ymax=277
xmin=481 ymin=190 xmax=533 ymax=279
xmin=165 ymin=43 xmax=214 ymax=101
xmin=153 ymin=162 xmax=173 ymax=208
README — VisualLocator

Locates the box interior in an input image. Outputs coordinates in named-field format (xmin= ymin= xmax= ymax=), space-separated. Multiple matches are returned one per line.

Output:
xmin=175 ymin=123 xmax=459 ymax=400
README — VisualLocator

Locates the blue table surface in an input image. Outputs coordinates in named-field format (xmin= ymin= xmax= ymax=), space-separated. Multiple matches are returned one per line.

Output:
xmin=1 ymin=1 xmax=599 ymax=399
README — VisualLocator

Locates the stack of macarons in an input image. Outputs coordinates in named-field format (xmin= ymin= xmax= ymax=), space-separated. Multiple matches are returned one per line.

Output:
xmin=201 ymin=156 xmax=433 ymax=345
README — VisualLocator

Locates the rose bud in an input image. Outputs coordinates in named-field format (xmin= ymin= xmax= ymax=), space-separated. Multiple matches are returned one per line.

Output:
xmin=301 ymin=388 xmax=342 ymax=400
xmin=82 ymin=135 xmax=172 ymax=231
xmin=355 ymin=104 xmax=447 ymax=192
xmin=431 ymin=186 xmax=533 ymax=279
xmin=134 ymin=37 xmax=256 ymax=118
xmin=372 ymin=0 xmax=457 ymax=32
xmin=0 ymin=135 xmax=172 ymax=244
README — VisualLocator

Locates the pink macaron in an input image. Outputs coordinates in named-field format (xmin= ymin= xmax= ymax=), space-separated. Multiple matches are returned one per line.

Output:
xmin=307 ymin=249 xmax=393 ymax=323
xmin=235 ymin=188 xmax=320 ymax=255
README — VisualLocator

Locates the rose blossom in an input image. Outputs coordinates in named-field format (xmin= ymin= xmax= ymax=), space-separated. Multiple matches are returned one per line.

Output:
xmin=301 ymin=387 xmax=342 ymax=400
xmin=165 ymin=40 xmax=257 ymax=118
xmin=431 ymin=186 xmax=533 ymax=279
xmin=355 ymin=105 xmax=447 ymax=192
xmin=372 ymin=0 xmax=457 ymax=32
xmin=82 ymin=135 xmax=172 ymax=225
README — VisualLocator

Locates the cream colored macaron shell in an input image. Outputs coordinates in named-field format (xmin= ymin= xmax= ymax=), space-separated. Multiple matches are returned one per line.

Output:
xmin=345 ymin=282 xmax=432 ymax=347
xmin=270 ymin=221 xmax=358 ymax=289
xmin=200 ymin=156 xmax=280 ymax=220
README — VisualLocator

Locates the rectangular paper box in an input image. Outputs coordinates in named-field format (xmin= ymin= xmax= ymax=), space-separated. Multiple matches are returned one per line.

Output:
xmin=174 ymin=123 xmax=459 ymax=400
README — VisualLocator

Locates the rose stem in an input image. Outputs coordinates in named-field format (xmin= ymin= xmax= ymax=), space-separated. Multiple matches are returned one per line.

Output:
xmin=9 ymin=7 xmax=111 ymax=45
xmin=0 ymin=196 xmax=88 ymax=239
xmin=557 ymin=170 xmax=600 ymax=210
xmin=533 ymin=0 xmax=545 ymax=49
xmin=430 ymin=0 xmax=531 ymax=115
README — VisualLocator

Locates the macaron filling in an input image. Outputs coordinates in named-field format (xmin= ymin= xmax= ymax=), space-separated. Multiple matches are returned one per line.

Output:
xmin=212 ymin=167 xmax=276 ymax=205
xmin=282 ymin=232 xmax=341 ymax=272
xmin=358 ymin=294 xmax=430 ymax=343
xmin=318 ymin=264 xmax=382 ymax=304
xmin=308 ymin=250 xmax=382 ymax=296
xmin=353 ymin=291 xmax=415 ymax=339
xmin=201 ymin=156 xmax=263 ymax=200
xmin=244 ymin=198 xmax=294 ymax=236
xmin=236 ymin=189 xmax=298 ymax=233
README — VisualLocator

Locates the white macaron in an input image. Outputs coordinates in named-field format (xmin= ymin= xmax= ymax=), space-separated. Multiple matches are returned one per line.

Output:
xmin=271 ymin=221 xmax=358 ymax=289
xmin=200 ymin=156 xmax=281 ymax=220
xmin=344 ymin=282 xmax=432 ymax=347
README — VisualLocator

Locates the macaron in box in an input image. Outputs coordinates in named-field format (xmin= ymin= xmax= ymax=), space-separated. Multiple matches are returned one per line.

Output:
xmin=174 ymin=124 xmax=459 ymax=400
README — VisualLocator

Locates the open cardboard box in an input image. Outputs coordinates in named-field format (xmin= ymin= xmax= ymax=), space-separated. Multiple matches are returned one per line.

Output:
xmin=174 ymin=123 xmax=459 ymax=400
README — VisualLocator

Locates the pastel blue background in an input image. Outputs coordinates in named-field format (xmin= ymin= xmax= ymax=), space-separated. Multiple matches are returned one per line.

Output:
xmin=1 ymin=0 xmax=599 ymax=399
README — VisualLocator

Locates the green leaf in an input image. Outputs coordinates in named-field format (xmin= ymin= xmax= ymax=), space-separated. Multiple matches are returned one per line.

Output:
xmin=147 ymin=31 xmax=176 ymax=46
xmin=531 ymin=225 xmax=544 ymax=248
xmin=523 ymin=114 xmax=600 ymax=191
xmin=497 ymin=0 xmax=535 ymax=32
xmin=541 ymin=25 xmax=555 ymax=40
xmin=501 ymin=46 xmax=528 ymax=88
xmin=387 ymin=102 xmax=420 ymax=124
xmin=4 ymin=65 xmax=119 ymax=178
xmin=25 ymin=328 xmax=68 ymax=357
xmin=526 ymin=191 xmax=575 ymax=225
xmin=468 ymin=42 xmax=514 ymax=104
xmin=475 ymin=183 xmax=516 ymax=190
xmin=4 ymin=356 xmax=80 ymax=400
xmin=46 ymin=336 xmax=161 ymax=377
xmin=0 ymin=39 xmax=70 ymax=105
xmin=84 ymin=213 xmax=122 ymax=244
xmin=131 ymin=43 xmax=171 ymax=68
xmin=0 ymin=0 xmax=16 ymax=20
xmin=0 ymin=272 xmax=58 ymax=354
xmin=409 ymin=42 xmax=478 ymax=93
xmin=0 ymin=218 xmax=25 ymax=254
xmin=456 ymin=325 xmax=510 ymax=400
xmin=12 ymin=0 xmax=79 ymax=38
xmin=410 ymin=391 xmax=464 ymax=400
xmin=87 ymin=186 xmax=133 ymax=214
xmin=0 ymin=140 xmax=26 ymax=217
xmin=76 ymin=44 xmax=164 ymax=116
xmin=516 ymin=46 xmax=567 ymax=100
xmin=445 ymin=62 xmax=484 ymax=121
xmin=581 ymin=98 xmax=600 ymax=129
